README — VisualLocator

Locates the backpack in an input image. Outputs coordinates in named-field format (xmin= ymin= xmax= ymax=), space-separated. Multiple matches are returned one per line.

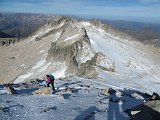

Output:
xmin=49 ymin=74 xmax=55 ymax=81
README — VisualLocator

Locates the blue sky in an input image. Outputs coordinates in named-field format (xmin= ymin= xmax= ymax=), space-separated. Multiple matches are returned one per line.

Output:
xmin=0 ymin=0 xmax=160 ymax=23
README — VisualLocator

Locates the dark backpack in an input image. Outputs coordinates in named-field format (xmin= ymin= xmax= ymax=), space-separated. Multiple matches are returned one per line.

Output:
xmin=49 ymin=74 xmax=55 ymax=81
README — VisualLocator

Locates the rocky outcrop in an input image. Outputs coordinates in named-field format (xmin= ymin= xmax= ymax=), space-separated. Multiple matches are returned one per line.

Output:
xmin=6 ymin=84 xmax=17 ymax=94
xmin=77 ymin=52 xmax=115 ymax=78
xmin=131 ymin=100 xmax=160 ymax=120
xmin=45 ymin=18 xmax=118 ymax=79
xmin=34 ymin=17 xmax=69 ymax=41
xmin=130 ymin=93 xmax=160 ymax=120
xmin=47 ymin=24 xmax=95 ymax=77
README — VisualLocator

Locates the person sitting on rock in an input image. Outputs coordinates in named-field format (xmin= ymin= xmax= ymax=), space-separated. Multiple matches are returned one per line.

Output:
xmin=46 ymin=74 xmax=55 ymax=91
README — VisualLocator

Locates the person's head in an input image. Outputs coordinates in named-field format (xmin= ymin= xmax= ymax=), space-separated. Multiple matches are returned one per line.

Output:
xmin=46 ymin=74 xmax=49 ymax=77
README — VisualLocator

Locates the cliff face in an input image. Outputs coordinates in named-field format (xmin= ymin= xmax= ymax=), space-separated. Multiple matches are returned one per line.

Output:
xmin=47 ymin=23 xmax=95 ymax=77
xmin=46 ymin=19 xmax=117 ymax=78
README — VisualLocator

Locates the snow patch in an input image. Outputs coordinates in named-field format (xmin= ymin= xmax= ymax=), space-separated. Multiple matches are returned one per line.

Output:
xmin=38 ymin=62 xmax=52 ymax=73
xmin=14 ymin=73 xmax=33 ymax=83
xmin=39 ymin=50 xmax=45 ymax=53
xmin=20 ymin=64 xmax=25 ymax=67
xmin=64 ymin=34 xmax=79 ymax=41
xmin=32 ymin=60 xmax=46 ymax=70
xmin=55 ymin=32 xmax=62 ymax=41
xmin=0 ymin=89 xmax=8 ymax=94
xmin=30 ymin=22 xmax=63 ymax=42
xmin=82 ymin=22 xmax=91 ymax=26
xmin=52 ymin=67 xmax=66 ymax=79
xmin=76 ymin=42 xmax=95 ymax=65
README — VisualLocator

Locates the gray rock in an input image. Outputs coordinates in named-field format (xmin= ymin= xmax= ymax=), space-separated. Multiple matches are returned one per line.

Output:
xmin=131 ymin=100 xmax=160 ymax=120
xmin=78 ymin=52 xmax=115 ymax=78
xmin=47 ymin=24 xmax=95 ymax=77
xmin=6 ymin=84 xmax=17 ymax=94
xmin=151 ymin=92 xmax=160 ymax=100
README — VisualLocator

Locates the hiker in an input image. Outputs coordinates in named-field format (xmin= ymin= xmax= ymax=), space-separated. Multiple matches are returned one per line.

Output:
xmin=46 ymin=74 xmax=55 ymax=91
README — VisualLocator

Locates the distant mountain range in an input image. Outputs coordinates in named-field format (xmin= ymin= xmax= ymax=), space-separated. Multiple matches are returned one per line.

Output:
xmin=0 ymin=14 xmax=160 ymax=120
xmin=101 ymin=20 xmax=160 ymax=32
xmin=0 ymin=13 xmax=160 ymax=47
xmin=0 ymin=13 xmax=57 ymax=39
xmin=100 ymin=19 xmax=160 ymax=41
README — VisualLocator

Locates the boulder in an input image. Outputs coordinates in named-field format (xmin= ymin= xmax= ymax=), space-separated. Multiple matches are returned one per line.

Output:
xmin=78 ymin=52 xmax=115 ymax=78
xmin=101 ymin=88 xmax=109 ymax=96
xmin=131 ymin=100 xmax=160 ymax=120
xmin=6 ymin=85 xmax=17 ymax=94
xmin=151 ymin=92 xmax=160 ymax=100
xmin=131 ymin=110 xmax=154 ymax=120
xmin=32 ymin=87 xmax=52 ymax=95
xmin=144 ymin=100 xmax=160 ymax=113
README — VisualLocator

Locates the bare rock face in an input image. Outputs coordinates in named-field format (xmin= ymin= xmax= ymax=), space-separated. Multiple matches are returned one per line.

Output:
xmin=93 ymin=52 xmax=115 ymax=72
xmin=151 ymin=92 xmax=160 ymax=100
xmin=78 ymin=52 xmax=115 ymax=78
xmin=47 ymin=24 xmax=95 ymax=77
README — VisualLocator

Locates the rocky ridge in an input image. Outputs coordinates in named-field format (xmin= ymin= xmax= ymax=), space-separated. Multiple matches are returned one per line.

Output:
xmin=0 ymin=16 xmax=160 ymax=94
xmin=0 ymin=16 xmax=160 ymax=120
xmin=0 ymin=16 xmax=118 ymax=83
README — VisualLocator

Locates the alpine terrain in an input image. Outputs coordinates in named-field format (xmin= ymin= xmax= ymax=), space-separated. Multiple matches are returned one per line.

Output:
xmin=0 ymin=16 xmax=160 ymax=120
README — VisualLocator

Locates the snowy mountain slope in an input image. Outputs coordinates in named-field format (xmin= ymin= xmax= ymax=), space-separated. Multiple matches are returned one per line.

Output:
xmin=0 ymin=17 xmax=160 ymax=94
xmin=76 ymin=21 xmax=160 ymax=94
xmin=0 ymin=16 xmax=160 ymax=120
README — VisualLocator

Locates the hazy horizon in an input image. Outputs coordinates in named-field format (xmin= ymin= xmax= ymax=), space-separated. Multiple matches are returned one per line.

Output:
xmin=0 ymin=0 xmax=160 ymax=24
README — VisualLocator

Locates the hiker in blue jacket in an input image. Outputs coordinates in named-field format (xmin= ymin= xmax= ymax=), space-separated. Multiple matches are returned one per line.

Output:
xmin=46 ymin=74 xmax=55 ymax=91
